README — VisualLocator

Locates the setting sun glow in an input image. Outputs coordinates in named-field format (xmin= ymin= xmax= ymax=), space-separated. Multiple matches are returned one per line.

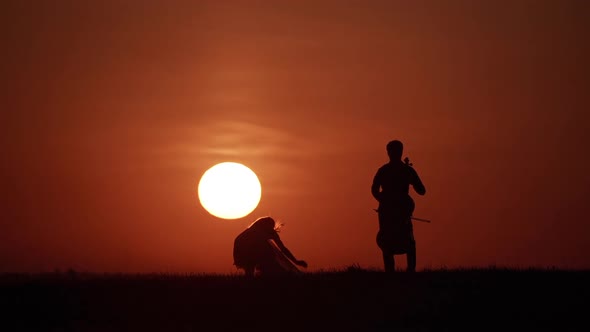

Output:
xmin=198 ymin=162 xmax=262 ymax=220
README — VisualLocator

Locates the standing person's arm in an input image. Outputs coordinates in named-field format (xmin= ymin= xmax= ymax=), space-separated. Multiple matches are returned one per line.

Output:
xmin=410 ymin=168 xmax=426 ymax=195
xmin=371 ymin=169 xmax=383 ymax=202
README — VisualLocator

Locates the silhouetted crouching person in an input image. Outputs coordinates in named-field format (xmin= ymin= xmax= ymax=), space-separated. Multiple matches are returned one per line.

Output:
xmin=371 ymin=140 xmax=426 ymax=272
xmin=233 ymin=216 xmax=308 ymax=277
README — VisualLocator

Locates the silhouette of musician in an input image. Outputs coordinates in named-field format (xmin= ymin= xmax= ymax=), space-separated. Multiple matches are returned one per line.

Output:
xmin=371 ymin=140 xmax=426 ymax=272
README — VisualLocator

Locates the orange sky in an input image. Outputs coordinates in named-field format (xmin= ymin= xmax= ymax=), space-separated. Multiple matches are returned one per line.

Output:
xmin=2 ymin=0 xmax=589 ymax=273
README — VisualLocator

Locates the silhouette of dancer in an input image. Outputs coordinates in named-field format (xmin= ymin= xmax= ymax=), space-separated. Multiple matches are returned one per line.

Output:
xmin=233 ymin=216 xmax=308 ymax=277
xmin=371 ymin=140 xmax=426 ymax=272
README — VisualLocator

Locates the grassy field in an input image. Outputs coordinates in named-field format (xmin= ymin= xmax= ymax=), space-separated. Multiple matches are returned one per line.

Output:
xmin=2 ymin=267 xmax=588 ymax=331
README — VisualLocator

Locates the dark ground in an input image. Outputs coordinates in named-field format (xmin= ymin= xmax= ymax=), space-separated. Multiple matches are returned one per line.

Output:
xmin=2 ymin=267 xmax=588 ymax=331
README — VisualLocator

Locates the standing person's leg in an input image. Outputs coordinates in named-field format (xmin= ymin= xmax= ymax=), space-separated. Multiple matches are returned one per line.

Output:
xmin=377 ymin=209 xmax=397 ymax=273
xmin=377 ymin=230 xmax=396 ymax=273
xmin=382 ymin=251 xmax=395 ymax=273
xmin=406 ymin=223 xmax=416 ymax=272
xmin=406 ymin=243 xmax=416 ymax=272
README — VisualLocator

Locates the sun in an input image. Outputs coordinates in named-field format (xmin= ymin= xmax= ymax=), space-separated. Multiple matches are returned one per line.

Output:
xmin=198 ymin=162 xmax=262 ymax=220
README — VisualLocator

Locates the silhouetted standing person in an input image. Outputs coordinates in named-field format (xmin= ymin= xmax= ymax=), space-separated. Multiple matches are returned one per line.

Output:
xmin=233 ymin=216 xmax=308 ymax=277
xmin=371 ymin=140 xmax=426 ymax=272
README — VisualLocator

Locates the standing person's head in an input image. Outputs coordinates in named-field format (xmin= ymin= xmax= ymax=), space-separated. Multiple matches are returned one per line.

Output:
xmin=386 ymin=140 xmax=403 ymax=161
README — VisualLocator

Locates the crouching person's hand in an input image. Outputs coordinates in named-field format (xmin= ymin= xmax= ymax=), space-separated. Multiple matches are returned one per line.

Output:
xmin=296 ymin=260 xmax=308 ymax=268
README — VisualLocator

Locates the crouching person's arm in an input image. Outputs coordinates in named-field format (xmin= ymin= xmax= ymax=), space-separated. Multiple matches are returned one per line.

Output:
xmin=274 ymin=237 xmax=308 ymax=268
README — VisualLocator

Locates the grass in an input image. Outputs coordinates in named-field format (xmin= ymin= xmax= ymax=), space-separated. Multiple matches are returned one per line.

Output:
xmin=2 ymin=267 xmax=588 ymax=331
